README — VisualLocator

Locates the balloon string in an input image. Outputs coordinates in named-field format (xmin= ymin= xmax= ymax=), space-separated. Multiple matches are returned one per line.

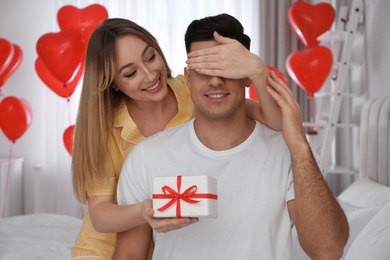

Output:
xmin=1 ymin=142 xmax=14 ymax=218
xmin=64 ymin=83 xmax=71 ymax=125
xmin=308 ymin=94 xmax=317 ymax=135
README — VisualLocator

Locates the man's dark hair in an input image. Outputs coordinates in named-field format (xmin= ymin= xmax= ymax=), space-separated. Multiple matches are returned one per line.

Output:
xmin=184 ymin=13 xmax=251 ymax=53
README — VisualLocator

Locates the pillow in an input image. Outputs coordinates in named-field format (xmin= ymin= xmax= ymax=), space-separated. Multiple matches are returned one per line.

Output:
xmin=338 ymin=177 xmax=390 ymax=207
xmin=344 ymin=202 xmax=390 ymax=260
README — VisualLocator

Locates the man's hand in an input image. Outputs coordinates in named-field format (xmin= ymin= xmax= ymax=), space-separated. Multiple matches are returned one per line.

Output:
xmin=265 ymin=70 xmax=307 ymax=149
xmin=142 ymin=199 xmax=198 ymax=233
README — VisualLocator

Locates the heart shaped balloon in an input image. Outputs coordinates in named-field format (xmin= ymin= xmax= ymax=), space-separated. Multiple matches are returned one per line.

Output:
xmin=63 ymin=125 xmax=75 ymax=155
xmin=286 ymin=46 xmax=333 ymax=94
xmin=36 ymin=29 xmax=84 ymax=83
xmin=288 ymin=2 xmax=335 ymax=48
xmin=0 ymin=38 xmax=13 ymax=76
xmin=0 ymin=44 xmax=23 ymax=87
xmin=0 ymin=96 xmax=32 ymax=142
xmin=35 ymin=57 xmax=83 ymax=99
xmin=249 ymin=65 xmax=289 ymax=101
xmin=57 ymin=4 xmax=108 ymax=46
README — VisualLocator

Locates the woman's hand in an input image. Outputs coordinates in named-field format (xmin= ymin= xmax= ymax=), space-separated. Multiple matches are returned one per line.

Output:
xmin=186 ymin=31 xmax=267 ymax=81
xmin=142 ymin=199 xmax=198 ymax=233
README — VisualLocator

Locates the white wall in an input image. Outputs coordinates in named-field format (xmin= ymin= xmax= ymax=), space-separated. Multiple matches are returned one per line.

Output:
xmin=0 ymin=0 xmax=389 ymax=214
xmin=365 ymin=0 xmax=390 ymax=99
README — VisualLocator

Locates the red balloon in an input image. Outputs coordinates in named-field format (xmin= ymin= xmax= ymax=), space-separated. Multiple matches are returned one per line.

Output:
xmin=57 ymin=4 xmax=108 ymax=46
xmin=288 ymin=2 xmax=335 ymax=48
xmin=249 ymin=65 xmax=289 ymax=101
xmin=35 ymin=57 xmax=83 ymax=98
xmin=0 ymin=38 xmax=13 ymax=76
xmin=0 ymin=44 xmax=23 ymax=87
xmin=63 ymin=125 xmax=75 ymax=155
xmin=0 ymin=96 xmax=32 ymax=142
xmin=36 ymin=29 xmax=84 ymax=83
xmin=286 ymin=46 xmax=333 ymax=94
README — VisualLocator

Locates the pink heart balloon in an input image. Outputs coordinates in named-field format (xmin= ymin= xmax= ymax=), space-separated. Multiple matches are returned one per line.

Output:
xmin=63 ymin=125 xmax=75 ymax=155
xmin=36 ymin=29 xmax=84 ymax=83
xmin=0 ymin=44 xmax=23 ymax=87
xmin=0 ymin=38 xmax=13 ymax=76
xmin=286 ymin=46 xmax=333 ymax=94
xmin=57 ymin=4 xmax=108 ymax=46
xmin=35 ymin=57 xmax=83 ymax=99
xmin=288 ymin=2 xmax=335 ymax=48
xmin=0 ymin=96 xmax=32 ymax=142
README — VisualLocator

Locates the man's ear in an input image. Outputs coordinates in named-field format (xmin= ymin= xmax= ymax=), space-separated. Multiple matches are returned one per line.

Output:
xmin=184 ymin=67 xmax=191 ymax=88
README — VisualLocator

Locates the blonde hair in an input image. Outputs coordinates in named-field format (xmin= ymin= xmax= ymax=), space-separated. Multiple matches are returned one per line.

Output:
xmin=72 ymin=18 xmax=172 ymax=203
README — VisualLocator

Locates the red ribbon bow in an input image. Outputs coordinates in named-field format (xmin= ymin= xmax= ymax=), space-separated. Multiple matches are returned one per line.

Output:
xmin=152 ymin=176 xmax=218 ymax=218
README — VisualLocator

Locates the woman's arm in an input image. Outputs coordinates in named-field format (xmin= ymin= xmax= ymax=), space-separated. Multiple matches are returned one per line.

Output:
xmin=186 ymin=32 xmax=282 ymax=130
xmin=88 ymin=195 xmax=144 ymax=232
xmin=112 ymin=223 xmax=151 ymax=260
xmin=88 ymin=195 xmax=197 ymax=233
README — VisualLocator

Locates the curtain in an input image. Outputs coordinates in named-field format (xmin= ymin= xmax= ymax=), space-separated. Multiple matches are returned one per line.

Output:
xmin=258 ymin=0 xmax=310 ymax=122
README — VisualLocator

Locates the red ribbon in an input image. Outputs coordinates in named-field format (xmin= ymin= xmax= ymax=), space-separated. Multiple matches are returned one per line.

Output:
xmin=152 ymin=176 xmax=218 ymax=218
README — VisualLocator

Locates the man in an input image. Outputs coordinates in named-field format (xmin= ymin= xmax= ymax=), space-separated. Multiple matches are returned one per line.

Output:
xmin=114 ymin=13 xmax=348 ymax=260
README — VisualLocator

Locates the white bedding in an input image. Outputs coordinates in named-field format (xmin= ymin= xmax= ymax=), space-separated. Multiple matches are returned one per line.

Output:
xmin=0 ymin=213 xmax=81 ymax=260
xmin=293 ymin=177 xmax=390 ymax=260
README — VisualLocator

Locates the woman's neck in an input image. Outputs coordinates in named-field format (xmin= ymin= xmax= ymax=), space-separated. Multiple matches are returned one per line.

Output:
xmin=126 ymin=87 xmax=178 ymax=137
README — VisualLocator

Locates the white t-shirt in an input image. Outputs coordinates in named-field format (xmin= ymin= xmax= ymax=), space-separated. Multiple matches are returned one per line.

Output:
xmin=117 ymin=119 xmax=295 ymax=260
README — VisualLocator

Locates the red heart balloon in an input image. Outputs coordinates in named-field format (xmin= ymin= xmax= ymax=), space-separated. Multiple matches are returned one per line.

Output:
xmin=35 ymin=57 xmax=83 ymax=99
xmin=0 ymin=38 xmax=13 ymax=76
xmin=249 ymin=65 xmax=289 ymax=101
xmin=286 ymin=46 xmax=333 ymax=94
xmin=288 ymin=2 xmax=335 ymax=48
xmin=0 ymin=44 xmax=23 ymax=87
xmin=57 ymin=4 xmax=108 ymax=46
xmin=36 ymin=29 xmax=84 ymax=83
xmin=0 ymin=96 xmax=32 ymax=142
xmin=63 ymin=125 xmax=75 ymax=155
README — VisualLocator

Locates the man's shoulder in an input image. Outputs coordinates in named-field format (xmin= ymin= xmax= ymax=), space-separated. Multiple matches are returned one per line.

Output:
xmin=255 ymin=120 xmax=283 ymax=137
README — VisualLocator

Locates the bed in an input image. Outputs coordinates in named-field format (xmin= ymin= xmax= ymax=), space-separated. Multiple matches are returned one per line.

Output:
xmin=0 ymin=213 xmax=81 ymax=260
xmin=293 ymin=97 xmax=390 ymax=260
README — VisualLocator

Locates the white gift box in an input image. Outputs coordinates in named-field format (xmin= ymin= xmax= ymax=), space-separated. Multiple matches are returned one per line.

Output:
xmin=152 ymin=175 xmax=218 ymax=218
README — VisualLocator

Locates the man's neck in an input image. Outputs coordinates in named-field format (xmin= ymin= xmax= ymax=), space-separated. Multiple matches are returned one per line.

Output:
xmin=193 ymin=114 xmax=256 ymax=151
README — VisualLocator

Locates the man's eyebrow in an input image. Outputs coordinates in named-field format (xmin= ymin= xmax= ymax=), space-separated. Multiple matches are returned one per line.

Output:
xmin=118 ymin=45 xmax=151 ymax=74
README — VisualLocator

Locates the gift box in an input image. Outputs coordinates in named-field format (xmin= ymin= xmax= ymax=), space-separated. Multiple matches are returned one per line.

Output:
xmin=152 ymin=175 xmax=218 ymax=218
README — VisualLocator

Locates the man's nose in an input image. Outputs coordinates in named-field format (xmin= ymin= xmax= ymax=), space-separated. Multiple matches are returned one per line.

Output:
xmin=208 ymin=76 xmax=224 ymax=88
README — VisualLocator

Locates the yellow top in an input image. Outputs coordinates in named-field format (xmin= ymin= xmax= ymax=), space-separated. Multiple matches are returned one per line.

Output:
xmin=71 ymin=75 xmax=195 ymax=260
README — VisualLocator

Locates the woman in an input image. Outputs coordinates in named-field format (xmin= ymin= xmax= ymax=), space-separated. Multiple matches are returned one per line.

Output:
xmin=71 ymin=18 xmax=281 ymax=259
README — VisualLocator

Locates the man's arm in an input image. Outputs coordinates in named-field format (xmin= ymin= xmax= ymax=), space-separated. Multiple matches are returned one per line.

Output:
xmin=112 ymin=223 xmax=152 ymax=260
xmin=186 ymin=32 xmax=282 ymax=131
xmin=287 ymin=147 xmax=349 ymax=259
xmin=266 ymin=71 xmax=349 ymax=259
